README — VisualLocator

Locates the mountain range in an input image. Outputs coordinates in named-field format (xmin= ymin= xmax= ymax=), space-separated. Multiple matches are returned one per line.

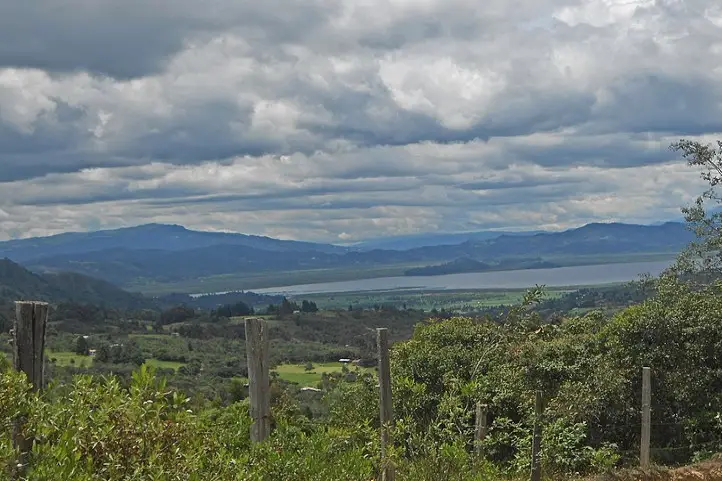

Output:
xmin=0 ymin=221 xmax=696 ymax=294
xmin=349 ymin=230 xmax=543 ymax=251
xmin=0 ymin=223 xmax=343 ymax=264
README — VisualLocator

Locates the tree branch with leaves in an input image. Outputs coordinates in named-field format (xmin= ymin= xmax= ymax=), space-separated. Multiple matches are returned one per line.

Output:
xmin=667 ymin=140 xmax=722 ymax=281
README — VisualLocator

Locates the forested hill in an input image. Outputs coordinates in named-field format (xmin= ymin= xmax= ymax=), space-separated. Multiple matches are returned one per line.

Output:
xmin=0 ymin=258 xmax=152 ymax=308
xmin=0 ymin=258 xmax=283 ymax=311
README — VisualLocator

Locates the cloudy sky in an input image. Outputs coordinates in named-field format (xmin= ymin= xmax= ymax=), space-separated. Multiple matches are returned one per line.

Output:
xmin=0 ymin=0 xmax=720 ymax=242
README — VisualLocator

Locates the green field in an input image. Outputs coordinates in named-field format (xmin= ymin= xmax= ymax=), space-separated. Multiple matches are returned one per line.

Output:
xmin=44 ymin=350 xmax=185 ymax=372
xmin=298 ymin=287 xmax=575 ymax=312
xmin=47 ymin=350 xmax=93 ymax=367
xmin=273 ymin=362 xmax=374 ymax=386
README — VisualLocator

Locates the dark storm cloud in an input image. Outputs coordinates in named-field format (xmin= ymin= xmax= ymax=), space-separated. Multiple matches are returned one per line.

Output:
xmin=0 ymin=0 xmax=336 ymax=79
xmin=592 ymin=74 xmax=722 ymax=137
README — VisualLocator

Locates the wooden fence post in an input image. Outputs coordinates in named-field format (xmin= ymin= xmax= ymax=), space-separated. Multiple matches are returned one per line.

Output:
xmin=11 ymin=301 xmax=49 ymax=472
xmin=641 ymin=366 xmax=651 ymax=471
xmin=530 ymin=390 xmax=543 ymax=481
xmin=245 ymin=318 xmax=270 ymax=443
xmin=377 ymin=328 xmax=395 ymax=481
xmin=475 ymin=402 xmax=488 ymax=456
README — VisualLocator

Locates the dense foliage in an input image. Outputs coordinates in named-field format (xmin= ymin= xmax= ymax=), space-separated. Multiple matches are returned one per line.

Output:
xmin=389 ymin=275 xmax=722 ymax=476
xmin=4 ymin=272 xmax=722 ymax=479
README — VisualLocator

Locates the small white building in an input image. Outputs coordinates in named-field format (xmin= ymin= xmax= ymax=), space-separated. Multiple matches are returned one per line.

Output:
xmin=301 ymin=387 xmax=322 ymax=392
xmin=339 ymin=358 xmax=351 ymax=363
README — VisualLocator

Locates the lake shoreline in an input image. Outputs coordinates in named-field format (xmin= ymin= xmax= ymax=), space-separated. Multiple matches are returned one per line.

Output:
xmin=194 ymin=259 xmax=672 ymax=297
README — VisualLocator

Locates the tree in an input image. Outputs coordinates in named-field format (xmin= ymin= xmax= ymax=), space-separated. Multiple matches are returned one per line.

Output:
xmin=73 ymin=336 xmax=89 ymax=356
xmin=301 ymin=300 xmax=318 ymax=313
xmin=95 ymin=344 xmax=110 ymax=362
xmin=227 ymin=378 xmax=247 ymax=403
xmin=212 ymin=301 xmax=254 ymax=319
xmin=159 ymin=305 xmax=196 ymax=325
xmin=279 ymin=297 xmax=298 ymax=316
xmin=670 ymin=139 xmax=722 ymax=279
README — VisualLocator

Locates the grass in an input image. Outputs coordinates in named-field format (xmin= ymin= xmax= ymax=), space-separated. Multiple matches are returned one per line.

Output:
xmin=273 ymin=362 xmax=375 ymax=386
xmin=298 ymin=287 xmax=574 ymax=312
xmin=47 ymin=350 xmax=93 ymax=367
xmin=144 ymin=359 xmax=185 ymax=371
xmin=45 ymin=350 xmax=185 ymax=372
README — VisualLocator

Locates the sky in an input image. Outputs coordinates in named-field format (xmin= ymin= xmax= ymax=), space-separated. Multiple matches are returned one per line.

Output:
xmin=0 ymin=0 xmax=721 ymax=242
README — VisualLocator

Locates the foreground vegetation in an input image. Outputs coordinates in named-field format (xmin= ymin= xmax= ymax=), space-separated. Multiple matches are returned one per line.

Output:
xmin=5 ymin=270 xmax=722 ymax=479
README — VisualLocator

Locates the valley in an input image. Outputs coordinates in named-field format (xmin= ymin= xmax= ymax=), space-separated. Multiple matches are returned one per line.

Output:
xmin=0 ymin=217 xmax=711 ymax=480
xmin=0 ymin=221 xmax=689 ymax=293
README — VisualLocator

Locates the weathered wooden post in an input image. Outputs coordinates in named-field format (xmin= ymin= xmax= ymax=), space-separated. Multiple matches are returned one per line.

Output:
xmin=475 ymin=402 xmax=488 ymax=456
xmin=11 ymin=301 xmax=49 ymax=471
xmin=377 ymin=328 xmax=395 ymax=481
xmin=641 ymin=367 xmax=651 ymax=471
xmin=245 ymin=318 xmax=270 ymax=443
xmin=530 ymin=391 xmax=543 ymax=481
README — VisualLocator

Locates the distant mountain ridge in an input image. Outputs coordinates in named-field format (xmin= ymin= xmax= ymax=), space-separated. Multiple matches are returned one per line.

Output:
xmin=349 ymin=230 xmax=543 ymax=251
xmin=0 ymin=223 xmax=344 ymax=263
xmin=0 ymin=221 xmax=695 ymax=293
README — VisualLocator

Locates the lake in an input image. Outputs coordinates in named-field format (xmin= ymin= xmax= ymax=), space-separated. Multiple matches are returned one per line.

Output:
xmin=244 ymin=260 xmax=672 ymax=296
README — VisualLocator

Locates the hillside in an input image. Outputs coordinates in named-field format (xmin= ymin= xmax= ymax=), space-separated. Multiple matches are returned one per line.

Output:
xmin=0 ymin=258 xmax=152 ymax=308
xmin=0 ymin=257 xmax=284 ymax=311
xmin=158 ymin=291 xmax=285 ymax=309
xmin=0 ymin=221 xmax=695 ymax=292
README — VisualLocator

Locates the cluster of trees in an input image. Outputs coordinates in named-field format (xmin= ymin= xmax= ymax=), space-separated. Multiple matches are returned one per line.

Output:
xmin=94 ymin=340 xmax=145 ymax=366
xmin=211 ymin=301 xmax=254 ymax=318
xmin=266 ymin=298 xmax=318 ymax=315
xmin=176 ymin=322 xmax=246 ymax=339
xmin=159 ymin=305 xmax=196 ymax=325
